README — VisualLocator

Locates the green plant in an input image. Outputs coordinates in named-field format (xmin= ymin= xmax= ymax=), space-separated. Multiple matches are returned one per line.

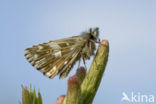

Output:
xmin=21 ymin=85 xmax=42 ymax=104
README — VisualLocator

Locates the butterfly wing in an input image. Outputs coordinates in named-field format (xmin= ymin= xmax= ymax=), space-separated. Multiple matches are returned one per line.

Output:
xmin=24 ymin=36 xmax=85 ymax=78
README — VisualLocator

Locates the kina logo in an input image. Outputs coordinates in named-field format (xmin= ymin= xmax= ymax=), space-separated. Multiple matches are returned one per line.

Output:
xmin=121 ymin=92 xmax=155 ymax=103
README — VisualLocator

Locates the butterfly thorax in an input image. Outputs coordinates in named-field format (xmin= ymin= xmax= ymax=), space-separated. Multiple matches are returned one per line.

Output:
xmin=79 ymin=33 xmax=96 ymax=60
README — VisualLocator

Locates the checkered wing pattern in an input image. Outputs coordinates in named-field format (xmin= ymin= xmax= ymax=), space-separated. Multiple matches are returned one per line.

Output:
xmin=24 ymin=36 xmax=84 ymax=78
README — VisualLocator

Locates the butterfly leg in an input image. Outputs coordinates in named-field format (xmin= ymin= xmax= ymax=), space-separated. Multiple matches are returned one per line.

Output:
xmin=78 ymin=59 xmax=81 ymax=68
xmin=89 ymin=39 xmax=96 ymax=43
xmin=89 ymin=39 xmax=100 ymax=43
xmin=82 ymin=57 xmax=87 ymax=70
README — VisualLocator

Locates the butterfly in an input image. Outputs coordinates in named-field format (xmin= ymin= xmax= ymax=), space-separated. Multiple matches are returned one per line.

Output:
xmin=24 ymin=28 xmax=100 ymax=79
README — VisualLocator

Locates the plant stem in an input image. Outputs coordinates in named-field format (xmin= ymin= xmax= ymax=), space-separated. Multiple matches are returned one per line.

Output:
xmin=80 ymin=40 xmax=109 ymax=104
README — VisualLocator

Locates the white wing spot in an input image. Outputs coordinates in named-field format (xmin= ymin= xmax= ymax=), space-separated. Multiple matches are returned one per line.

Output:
xmin=64 ymin=61 xmax=68 ymax=65
xmin=35 ymin=58 xmax=46 ymax=64
xmin=38 ymin=46 xmax=43 ymax=50
xmin=24 ymin=50 xmax=29 ymax=55
xmin=45 ymin=66 xmax=57 ymax=76
xmin=45 ymin=72 xmax=51 ymax=76
xmin=26 ymin=54 xmax=31 ymax=58
xmin=53 ymin=66 xmax=56 ymax=70
xmin=52 ymin=51 xmax=62 ymax=58
xmin=50 ymin=44 xmax=61 ymax=49
xmin=28 ymin=57 xmax=33 ymax=62
xmin=40 ymin=67 xmax=46 ymax=73
xmin=34 ymin=54 xmax=38 ymax=59
xmin=34 ymin=58 xmax=46 ymax=68
xmin=66 ymin=43 xmax=69 ymax=46
xmin=72 ymin=53 xmax=77 ymax=57
xmin=34 ymin=64 xmax=39 ymax=68
xmin=30 ymin=61 xmax=35 ymax=65
xmin=70 ymin=47 xmax=74 ymax=50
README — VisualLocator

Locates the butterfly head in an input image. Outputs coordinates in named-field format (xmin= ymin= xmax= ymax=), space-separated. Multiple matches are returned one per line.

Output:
xmin=89 ymin=27 xmax=100 ymax=43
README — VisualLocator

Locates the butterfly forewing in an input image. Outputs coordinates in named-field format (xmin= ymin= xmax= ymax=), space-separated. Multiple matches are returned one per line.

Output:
xmin=24 ymin=36 xmax=85 ymax=78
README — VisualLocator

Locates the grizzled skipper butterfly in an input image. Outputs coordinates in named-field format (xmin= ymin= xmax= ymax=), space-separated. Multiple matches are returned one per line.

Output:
xmin=24 ymin=28 xmax=100 ymax=78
